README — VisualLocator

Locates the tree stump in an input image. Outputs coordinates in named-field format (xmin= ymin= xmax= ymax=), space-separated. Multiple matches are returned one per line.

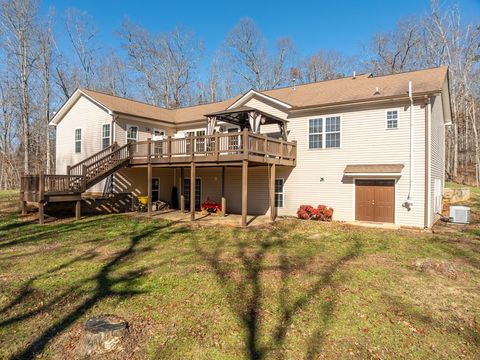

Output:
xmin=79 ymin=315 xmax=129 ymax=356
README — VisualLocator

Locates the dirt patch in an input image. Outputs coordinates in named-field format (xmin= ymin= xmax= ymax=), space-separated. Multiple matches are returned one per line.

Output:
xmin=414 ymin=259 xmax=460 ymax=279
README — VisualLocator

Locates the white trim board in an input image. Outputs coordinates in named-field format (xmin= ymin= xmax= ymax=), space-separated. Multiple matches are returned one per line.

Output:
xmin=227 ymin=89 xmax=292 ymax=110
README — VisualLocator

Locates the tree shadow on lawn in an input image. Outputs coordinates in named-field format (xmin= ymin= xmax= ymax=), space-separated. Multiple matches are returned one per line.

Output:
xmin=382 ymin=292 xmax=480 ymax=355
xmin=0 ymin=215 xmax=115 ymax=250
xmin=431 ymin=234 xmax=480 ymax=270
xmin=3 ymin=220 xmax=186 ymax=360
xmin=193 ymin=227 xmax=362 ymax=360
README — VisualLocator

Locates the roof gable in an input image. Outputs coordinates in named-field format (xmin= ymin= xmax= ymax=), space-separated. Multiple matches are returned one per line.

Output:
xmin=50 ymin=89 xmax=112 ymax=126
xmin=227 ymin=89 xmax=292 ymax=110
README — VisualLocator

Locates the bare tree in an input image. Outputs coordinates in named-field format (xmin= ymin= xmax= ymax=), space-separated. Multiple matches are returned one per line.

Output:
xmin=37 ymin=12 xmax=54 ymax=173
xmin=64 ymin=8 xmax=99 ymax=89
xmin=120 ymin=21 xmax=202 ymax=108
xmin=0 ymin=0 xmax=38 ymax=174
xmin=301 ymin=50 xmax=350 ymax=83
xmin=366 ymin=19 xmax=421 ymax=75
xmin=97 ymin=50 xmax=130 ymax=97
xmin=223 ymin=18 xmax=297 ymax=91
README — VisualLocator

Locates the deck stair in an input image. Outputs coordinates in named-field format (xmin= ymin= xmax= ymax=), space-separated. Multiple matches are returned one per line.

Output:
xmin=20 ymin=142 xmax=131 ymax=204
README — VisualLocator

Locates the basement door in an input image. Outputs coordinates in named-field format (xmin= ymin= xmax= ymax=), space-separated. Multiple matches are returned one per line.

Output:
xmin=184 ymin=178 xmax=201 ymax=210
xmin=355 ymin=180 xmax=395 ymax=223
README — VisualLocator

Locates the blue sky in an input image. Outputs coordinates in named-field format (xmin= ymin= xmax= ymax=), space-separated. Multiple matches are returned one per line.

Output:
xmin=41 ymin=0 xmax=479 ymax=72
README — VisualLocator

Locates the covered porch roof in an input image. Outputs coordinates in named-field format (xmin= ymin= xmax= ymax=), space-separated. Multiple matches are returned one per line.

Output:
xmin=204 ymin=106 xmax=288 ymax=140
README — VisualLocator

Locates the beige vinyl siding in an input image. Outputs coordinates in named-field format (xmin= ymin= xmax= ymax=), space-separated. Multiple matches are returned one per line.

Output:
xmin=430 ymin=94 xmax=446 ymax=225
xmin=115 ymin=168 xmax=175 ymax=202
xmin=244 ymin=96 xmax=427 ymax=227
xmin=55 ymin=95 xmax=112 ymax=193
xmin=114 ymin=117 xmax=175 ymax=146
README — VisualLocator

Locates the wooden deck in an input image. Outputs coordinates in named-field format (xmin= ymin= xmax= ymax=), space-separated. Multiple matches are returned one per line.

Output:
xmin=20 ymin=130 xmax=297 ymax=226
xmin=129 ymin=129 xmax=297 ymax=167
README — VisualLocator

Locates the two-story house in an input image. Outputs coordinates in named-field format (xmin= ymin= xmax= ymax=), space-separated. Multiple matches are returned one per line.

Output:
xmin=41 ymin=66 xmax=450 ymax=228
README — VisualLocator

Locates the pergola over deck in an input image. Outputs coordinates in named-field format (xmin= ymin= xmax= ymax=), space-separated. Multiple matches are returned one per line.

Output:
xmin=205 ymin=106 xmax=288 ymax=140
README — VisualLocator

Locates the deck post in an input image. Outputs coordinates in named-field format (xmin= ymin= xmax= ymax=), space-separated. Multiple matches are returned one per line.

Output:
xmin=180 ymin=167 xmax=185 ymax=212
xmin=221 ymin=166 xmax=226 ymax=216
xmin=38 ymin=202 xmax=44 ymax=225
xmin=190 ymin=162 xmax=196 ymax=221
xmin=242 ymin=160 xmax=248 ymax=227
xmin=147 ymin=138 xmax=152 ymax=217
xmin=75 ymin=200 xmax=81 ymax=220
xmin=21 ymin=197 xmax=27 ymax=215
xmin=39 ymin=171 xmax=45 ymax=225
xmin=215 ymin=132 xmax=219 ymax=162
xmin=167 ymin=136 xmax=172 ymax=163
xmin=20 ymin=176 xmax=27 ymax=215
xmin=243 ymin=128 xmax=249 ymax=160
xmin=270 ymin=163 xmax=276 ymax=221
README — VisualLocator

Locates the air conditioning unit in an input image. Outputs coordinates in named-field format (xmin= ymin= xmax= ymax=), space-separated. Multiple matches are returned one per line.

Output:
xmin=449 ymin=205 xmax=470 ymax=224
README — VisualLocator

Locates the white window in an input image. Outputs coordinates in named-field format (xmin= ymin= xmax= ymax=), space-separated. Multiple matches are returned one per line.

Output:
xmin=275 ymin=178 xmax=284 ymax=208
xmin=386 ymin=110 xmax=399 ymax=129
xmin=102 ymin=124 xmax=111 ymax=149
xmin=325 ymin=116 xmax=341 ymax=148
xmin=309 ymin=118 xmax=323 ymax=149
xmin=74 ymin=128 xmax=81 ymax=153
xmin=126 ymin=125 xmax=138 ymax=142
xmin=309 ymin=116 xmax=341 ymax=149
xmin=152 ymin=128 xmax=166 ymax=140
xmin=196 ymin=130 xmax=206 ymax=152
xmin=227 ymin=127 xmax=240 ymax=150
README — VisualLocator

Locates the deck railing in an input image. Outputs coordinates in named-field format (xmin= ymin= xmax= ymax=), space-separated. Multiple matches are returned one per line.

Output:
xmin=20 ymin=130 xmax=295 ymax=199
xmin=68 ymin=142 xmax=119 ymax=176
xmin=131 ymin=129 xmax=296 ymax=164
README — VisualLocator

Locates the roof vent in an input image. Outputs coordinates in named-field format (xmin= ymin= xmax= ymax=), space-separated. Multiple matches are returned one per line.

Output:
xmin=374 ymin=87 xmax=380 ymax=95
xmin=353 ymin=71 xmax=356 ymax=79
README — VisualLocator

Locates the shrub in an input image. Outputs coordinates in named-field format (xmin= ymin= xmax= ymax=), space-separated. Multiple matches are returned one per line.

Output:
xmin=297 ymin=204 xmax=334 ymax=221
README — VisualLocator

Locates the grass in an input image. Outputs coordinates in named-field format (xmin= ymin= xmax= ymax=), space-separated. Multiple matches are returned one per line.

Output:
xmin=0 ymin=187 xmax=480 ymax=359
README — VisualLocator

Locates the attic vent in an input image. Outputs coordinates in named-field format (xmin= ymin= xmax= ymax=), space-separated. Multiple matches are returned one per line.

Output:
xmin=374 ymin=87 xmax=380 ymax=95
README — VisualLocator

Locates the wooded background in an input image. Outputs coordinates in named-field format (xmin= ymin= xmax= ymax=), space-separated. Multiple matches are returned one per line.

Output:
xmin=0 ymin=0 xmax=478 ymax=189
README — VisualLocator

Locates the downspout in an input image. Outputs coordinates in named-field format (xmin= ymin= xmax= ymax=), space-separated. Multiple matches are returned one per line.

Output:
xmin=111 ymin=112 xmax=118 ymax=145
xmin=424 ymin=97 xmax=431 ymax=228
xmin=405 ymin=81 xmax=414 ymax=209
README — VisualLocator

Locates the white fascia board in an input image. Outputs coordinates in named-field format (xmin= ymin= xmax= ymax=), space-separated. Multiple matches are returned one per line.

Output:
xmin=344 ymin=173 xmax=402 ymax=177
xmin=227 ymin=89 xmax=292 ymax=110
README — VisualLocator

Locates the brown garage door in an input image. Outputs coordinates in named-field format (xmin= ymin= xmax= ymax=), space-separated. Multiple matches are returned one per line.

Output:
xmin=355 ymin=180 xmax=395 ymax=223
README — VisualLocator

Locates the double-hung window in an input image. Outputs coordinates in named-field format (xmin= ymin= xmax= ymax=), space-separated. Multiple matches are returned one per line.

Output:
xmin=309 ymin=118 xmax=323 ymax=149
xmin=309 ymin=116 xmax=341 ymax=149
xmin=126 ymin=125 xmax=138 ymax=142
xmin=74 ymin=128 xmax=81 ymax=153
xmin=386 ymin=110 xmax=399 ymax=129
xmin=102 ymin=124 xmax=111 ymax=149
xmin=325 ymin=116 xmax=341 ymax=148
xmin=275 ymin=178 xmax=284 ymax=208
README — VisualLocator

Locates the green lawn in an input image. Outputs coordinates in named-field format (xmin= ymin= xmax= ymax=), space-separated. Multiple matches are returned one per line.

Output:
xmin=1 ymin=188 xmax=480 ymax=359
